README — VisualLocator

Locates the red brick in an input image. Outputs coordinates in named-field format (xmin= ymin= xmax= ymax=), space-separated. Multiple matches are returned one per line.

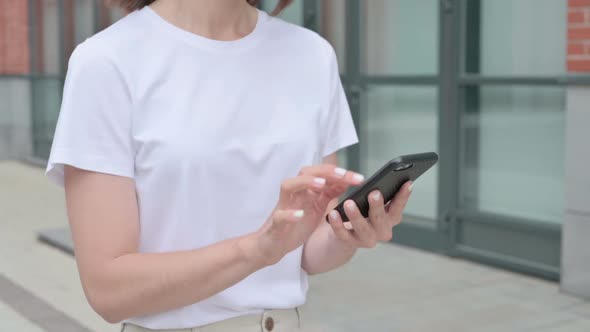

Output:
xmin=568 ymin=59 xmax=590 ymax=72
xmin=569 ymin=10 xmax=586 ymax=23
xmin=0 ymin=4 xmax=5 ymax=72
xmin=568 ymin=27 xmax=590 ymax=40
xmin=569 ymin=42 xmax=585 ymax=55
xmin=569 ymin=0 xmax=590 ymax=8
xmin=586 ymin=43 xmax=590 ymax=53
xmin=0 ymin=0 xmax=30 ymax=74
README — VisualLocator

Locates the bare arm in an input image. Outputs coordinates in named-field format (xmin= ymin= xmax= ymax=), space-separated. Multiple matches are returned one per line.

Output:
xmin=64 ymin=163 xmax=357 ymax=323
xmin=64 ymin=166 xmax=267 ymax=323
xmin=301 ymin=153 xmax=357 ymax=274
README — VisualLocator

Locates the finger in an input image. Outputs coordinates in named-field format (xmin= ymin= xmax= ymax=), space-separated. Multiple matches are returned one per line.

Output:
xmin=386 ymin=181 xmax=413 ymax=226
xmin=344 ymin=200 xmax=377 ymax=248
xmin=368 ymin=190 xmax=392 ymax=242
xmin=272 ymin=209 xmax=305 ymax=228
xmin=279 ymin=176 xmax=327 ymax=204
xmin=301 ymin=165 xmax=363 ymax=204
xmin=327 ymin=210 xmax=356 ymax=243
xmin=322 ymin=183 xmax=350 ymax=201
xmin=300 ymin=165 xmax=365 ymax=186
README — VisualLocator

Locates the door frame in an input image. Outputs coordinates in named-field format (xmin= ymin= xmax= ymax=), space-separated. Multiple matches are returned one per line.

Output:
xmin=449 ymin=0 xmax=590 ymax=281
xmin=305 ymin=0 xmax=590 ymax=281
xmin=305 ymin=0 xmax=452 ymax=254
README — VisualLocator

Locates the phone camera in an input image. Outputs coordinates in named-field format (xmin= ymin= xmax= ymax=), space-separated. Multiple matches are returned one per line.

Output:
xmin=394 ymin=163 xmax=413 ymax=171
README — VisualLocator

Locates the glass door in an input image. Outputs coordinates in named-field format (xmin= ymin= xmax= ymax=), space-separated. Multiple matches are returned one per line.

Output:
xmin=311 ymin=0 xmax=590 ymax=280
xmin=451 ymin=0 xmax=571 ymax=280
xmin=317 ymin=0 xmax=450 ymax=252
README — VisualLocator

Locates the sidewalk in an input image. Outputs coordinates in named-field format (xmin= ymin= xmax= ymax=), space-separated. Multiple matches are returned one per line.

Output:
xmin=1 ymin=161 xmax=589 ymax=331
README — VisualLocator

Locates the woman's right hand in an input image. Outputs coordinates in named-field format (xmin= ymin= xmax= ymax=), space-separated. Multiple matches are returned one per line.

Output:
xmin=248 ymin=165 xmax=364 ymax=266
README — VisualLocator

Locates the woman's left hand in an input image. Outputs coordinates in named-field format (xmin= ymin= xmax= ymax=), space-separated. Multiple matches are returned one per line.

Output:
xmin=327 ymin=181 xmax=413 ymax=248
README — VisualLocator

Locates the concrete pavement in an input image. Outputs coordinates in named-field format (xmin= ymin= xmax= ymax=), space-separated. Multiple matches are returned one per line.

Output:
xmin=1 ymin=161 xmax=589 ymax=331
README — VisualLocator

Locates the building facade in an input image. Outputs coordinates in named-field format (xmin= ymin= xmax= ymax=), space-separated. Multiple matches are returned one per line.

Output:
xmin=1 ymin=0 xmax=589 ymax=298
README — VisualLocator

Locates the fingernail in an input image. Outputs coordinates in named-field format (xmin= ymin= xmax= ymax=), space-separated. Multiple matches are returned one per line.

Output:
xmin=371 ymin=191 xmax=381 ymax=201
xmin=353 ymin=173 xmax=365 ymax=182
xmin=294 ymin=210 xmax=305 ymax=218
xmin=408 ymin=182 xmax=414 ymax=192
xmin=345 ymin=200 xmax=355 ymax=211
xmin=313 ymin=177 xmax=326 ymax=186
xmin=329 ymin=210 xmax=339 ymax=221
xmin=334 ymin=167 xmax=347 ymax=177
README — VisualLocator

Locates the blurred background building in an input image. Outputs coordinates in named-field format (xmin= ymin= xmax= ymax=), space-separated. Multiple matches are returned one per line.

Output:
xmin=1 ymin=0 xmax=589 ymax=299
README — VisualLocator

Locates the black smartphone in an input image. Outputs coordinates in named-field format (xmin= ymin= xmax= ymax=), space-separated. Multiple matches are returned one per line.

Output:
xmin=327 ymin=152 xmax=439 ymax=222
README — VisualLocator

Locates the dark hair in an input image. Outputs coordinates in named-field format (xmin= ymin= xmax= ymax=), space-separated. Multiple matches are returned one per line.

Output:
xmin=111 ymin=0 xmax=293 ymax=16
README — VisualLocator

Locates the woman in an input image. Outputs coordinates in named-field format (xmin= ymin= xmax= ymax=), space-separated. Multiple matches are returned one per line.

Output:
xmin=46 ymin=0 xmax=412 ymax=331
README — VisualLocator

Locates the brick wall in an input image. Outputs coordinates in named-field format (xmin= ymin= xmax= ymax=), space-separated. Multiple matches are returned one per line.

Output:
xmin=568 ymin=0 xmax=590 ymax=72
xmin=0 ymin=0 xmax=30 ymax=74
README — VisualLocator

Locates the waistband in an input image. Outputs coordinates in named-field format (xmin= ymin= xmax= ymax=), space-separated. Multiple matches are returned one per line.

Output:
xmin=122 ymin=307 xmax=302 ymax=332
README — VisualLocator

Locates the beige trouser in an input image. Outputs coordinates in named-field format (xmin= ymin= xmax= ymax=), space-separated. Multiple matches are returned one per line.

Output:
xmin=121 ymin=308 xmax=313 ymax=332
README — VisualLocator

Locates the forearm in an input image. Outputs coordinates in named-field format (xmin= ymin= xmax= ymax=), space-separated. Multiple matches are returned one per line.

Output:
xmin=84 ymin=233 xmax=264 ymax=323
xmin=301 ymin=220 xmax=357 ymax=274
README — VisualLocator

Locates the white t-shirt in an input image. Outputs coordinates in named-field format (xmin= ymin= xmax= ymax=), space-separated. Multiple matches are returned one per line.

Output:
xmin=46 ymin=7 xmax=358 ymax=329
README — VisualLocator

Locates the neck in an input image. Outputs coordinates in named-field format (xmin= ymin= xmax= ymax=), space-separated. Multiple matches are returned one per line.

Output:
xmin=149 ymin=0 xmax=257 ymax=41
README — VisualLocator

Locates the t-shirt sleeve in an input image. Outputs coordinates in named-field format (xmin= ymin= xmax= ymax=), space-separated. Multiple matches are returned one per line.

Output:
xmin=320 ymin=47 xmax=359 ymax=158
xmin=46 ymin=43 xmax=134 ymax=187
